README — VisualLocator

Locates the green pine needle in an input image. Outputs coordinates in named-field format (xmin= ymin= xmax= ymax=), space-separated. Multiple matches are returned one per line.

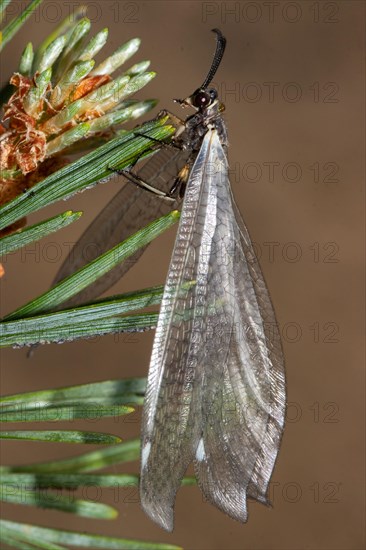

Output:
xmin=2 ymin=439 xmax=141 ymax=474
xmin=3 ymin=211 xmax=178 ymax=321
xmin=0 ymin=378 xmax=145 ymax=421
xmin=0 ymin=0 xmax=44 ymax=51
xmin=0 ymin=520 xmax=182 ymax=550
xmin=0 ymin=211 xmax=82 ymax=256
xmin=0 ymin=430 xmax=122 ymax=444
xmin=0 ymin=489 xmax=118 ymax=519
xmin=0 ymin=286 xmax=163 ymax=347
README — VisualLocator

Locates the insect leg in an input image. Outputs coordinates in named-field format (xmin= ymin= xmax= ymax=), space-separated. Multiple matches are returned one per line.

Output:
xmin=115 ymin=168 xmax=175 ymax=202
xmin=156 ymin=109 xmax=185 ymax=127
xmin=168 ymin=164 xmax=190 ymax=198
xmin=109 ymin=130 xmax=186 ymax=200
xmin=133 ymin=131 xmax=183 ymax=151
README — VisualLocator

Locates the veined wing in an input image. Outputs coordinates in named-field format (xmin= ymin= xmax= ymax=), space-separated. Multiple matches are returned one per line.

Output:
xmin=194 ymin=133 xmax=286 ymax=519
xmin=52 ymin=146 xmax=189 ymax=308
xmin=229 ymin=194 xmax=286 ymax=503
xmin=140 ymin=129 xmax=286 ymax=531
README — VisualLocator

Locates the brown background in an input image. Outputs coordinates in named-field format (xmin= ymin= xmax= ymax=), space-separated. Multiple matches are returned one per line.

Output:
xmin=0 ymin=1 xmax=365 ymax=549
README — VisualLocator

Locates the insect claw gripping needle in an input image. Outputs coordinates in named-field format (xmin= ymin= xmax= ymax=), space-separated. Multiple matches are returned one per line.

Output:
xmin=140 ymin=29 xmax=286 ymax=531
xmin=51 ymin=29 xmax=286 ymax=531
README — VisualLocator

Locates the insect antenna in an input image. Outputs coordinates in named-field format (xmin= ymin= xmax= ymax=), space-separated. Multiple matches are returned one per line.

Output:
xmin=200 ymin=28 xmax=227 ymax=90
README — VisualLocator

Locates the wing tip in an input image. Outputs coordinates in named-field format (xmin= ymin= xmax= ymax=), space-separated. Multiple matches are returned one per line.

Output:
xmin=140 ymin=495 xmax=175 ymax=532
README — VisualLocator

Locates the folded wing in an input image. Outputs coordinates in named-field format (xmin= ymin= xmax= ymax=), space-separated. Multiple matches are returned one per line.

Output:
xmin=140 ymin=130 xmax=286 ymax=531
xmin=195 ymin=132 xmax=286 ymax=518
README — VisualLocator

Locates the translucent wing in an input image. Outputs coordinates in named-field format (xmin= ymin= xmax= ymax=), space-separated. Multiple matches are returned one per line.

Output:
xmin=140 ymin=130 xmax=285 ymax=531
xmin=52 ymin=146 xmax=189 ymax=308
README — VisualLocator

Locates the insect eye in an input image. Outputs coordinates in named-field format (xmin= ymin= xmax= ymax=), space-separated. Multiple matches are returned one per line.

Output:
xmin=191 ymin=89 xmax=211 ymax=108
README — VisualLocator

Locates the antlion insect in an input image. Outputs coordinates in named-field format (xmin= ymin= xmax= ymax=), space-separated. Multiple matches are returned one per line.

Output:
xmin=54 ymin=29 xmax=286 ymax=531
